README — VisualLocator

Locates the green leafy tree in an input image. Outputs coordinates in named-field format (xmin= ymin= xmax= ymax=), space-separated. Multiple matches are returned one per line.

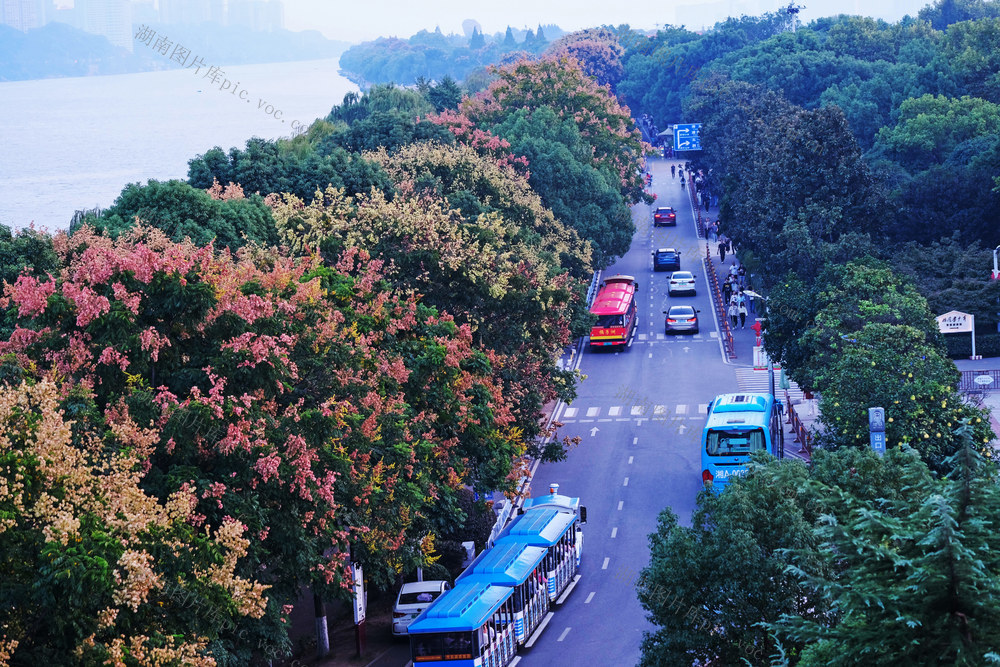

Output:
xmin=428 ymin=75 xmax=464 ymax=112
xmin=816 ymin=323 xmax=993 ymax=467
xmin=0 ymin=224 xmax=60 ymax=288
xmin=918 ymin=0 xmax=1000 ymax=30
xmin=80 ymin=179 xmax=279 ymax=251
xmin=640 ymin=446 xmax=930 ymax=666
xmin=187 ymin=133 xmax=395 ymax=203
xmin=0 ymin=223 xmax=529 ymax=658
xmin=268 ymin=179 xmax=588 ymax=461
xmin=773 ymin=431 xmax=1000 ymax=666
xmin=463 ymin=56 xmax=652 ymax=207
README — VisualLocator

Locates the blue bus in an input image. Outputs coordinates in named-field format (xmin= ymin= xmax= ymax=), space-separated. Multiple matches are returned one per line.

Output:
xmin=701 ymin=392 xmax=784 ymax=490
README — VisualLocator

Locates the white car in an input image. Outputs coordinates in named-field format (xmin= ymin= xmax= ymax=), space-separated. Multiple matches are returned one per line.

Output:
xmin=392 ymin=580 xmax=450 ymax=636
xmin=668 ymin=271 xmax=697 ymax=296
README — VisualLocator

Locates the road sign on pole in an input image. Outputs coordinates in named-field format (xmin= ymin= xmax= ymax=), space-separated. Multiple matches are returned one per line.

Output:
xmin=673 ymin=123 xmax=702 ymax=151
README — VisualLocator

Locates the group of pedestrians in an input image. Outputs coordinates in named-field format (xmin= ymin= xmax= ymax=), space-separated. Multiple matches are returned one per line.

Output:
xmin=727 ymin=286 xmax=751 ymax=330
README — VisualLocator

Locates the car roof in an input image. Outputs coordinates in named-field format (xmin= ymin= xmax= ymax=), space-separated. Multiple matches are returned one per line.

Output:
xmin=399 ymin=580 xmax=448 ymax=595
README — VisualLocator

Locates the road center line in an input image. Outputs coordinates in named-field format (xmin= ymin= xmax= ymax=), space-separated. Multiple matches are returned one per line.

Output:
xmin=611 ymin=527 xmax=618 ymax=538
xmin=628 ymin=456 xmax=634 ymax=464
xmin=585 ymin=592 xmax=595 ymax=604
xmin=602 ymin=557 xmax=610 ymax=570
xmin=557 ymin=627 xmax=572 ymax=642
xmin=618 ymin=501 xmax=624 ymax=510
xmin=623 ymin=477 xmax=629 ymax=486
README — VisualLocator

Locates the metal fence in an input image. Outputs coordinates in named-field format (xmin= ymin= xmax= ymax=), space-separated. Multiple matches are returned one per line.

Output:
xmin=958 ymin=369 xmax=1000 ymax=393
xmin=705 ymin=243 xmax=736 ymax=359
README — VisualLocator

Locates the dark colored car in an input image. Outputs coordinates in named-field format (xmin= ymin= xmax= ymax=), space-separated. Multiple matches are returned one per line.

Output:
xmin=653 ymin=206 xmax=677 ymax=226
xmin=652 ymin=248 xmax=681 ymax=272
xmin=664 ymin=305 xmax=700 ymax=334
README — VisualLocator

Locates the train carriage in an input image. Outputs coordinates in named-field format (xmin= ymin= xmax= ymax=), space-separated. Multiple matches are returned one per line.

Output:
xmin=408 ymin=581 xmax=517 ymax=667
xmin=407 ymin=484 xmax=585 ymax=664
xmin=456 ymin=542 xmax=550 ymax=645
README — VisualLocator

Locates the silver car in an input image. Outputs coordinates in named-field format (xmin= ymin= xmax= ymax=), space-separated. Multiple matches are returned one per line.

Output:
xmin=664 ymin=305 xmax=700 ymax=334
xmin=668 ymin=271 xmax=697 ymax=296
xmin=392 ymin=580 xmax=450 ymax=636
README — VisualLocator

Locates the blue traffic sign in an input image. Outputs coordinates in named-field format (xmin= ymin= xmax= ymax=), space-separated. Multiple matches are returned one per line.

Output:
xmin=869 ymin=431 xmax=886 ymax=457
xmin=673 ymin=123 xmax=702 ymax=151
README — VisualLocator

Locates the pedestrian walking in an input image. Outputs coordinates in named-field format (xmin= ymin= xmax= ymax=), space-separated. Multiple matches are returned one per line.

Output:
xmin=719 ymin=241 xmax=727 ymax=263
xmin=729 ymin=301 xmax=739 ymax=329
xmin=748 ymin=294 xmax=756 ymax=314
xmin=738 ymin=300 xmax=748 ymax=329
xmin=671 ymin=164 xmax=676 ymax=178
xmin=737 ymin=264 xmax=747 ymax=287
xmin=722 ymin=278 xmax=732 ymax=304
xmin=703 ymin=192 xmax=710 ymax=211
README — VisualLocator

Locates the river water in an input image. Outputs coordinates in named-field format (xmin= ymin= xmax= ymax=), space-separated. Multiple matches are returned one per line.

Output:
xmin=0 ymin=58 xmax=357 ymax=231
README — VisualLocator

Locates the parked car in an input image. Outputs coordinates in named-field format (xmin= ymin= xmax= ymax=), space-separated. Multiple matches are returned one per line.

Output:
xmin=668 ymin=271 xmax=697 ymax=296
xmin=664 ymin=305 xmax=700 ymax=334
xmin=652 ymin=248 xmax=681 ymax=272
xmin=653 ymin=206 xmax=677 ymax=226
xmin=392 ymin=580 xmax=450 ymax=636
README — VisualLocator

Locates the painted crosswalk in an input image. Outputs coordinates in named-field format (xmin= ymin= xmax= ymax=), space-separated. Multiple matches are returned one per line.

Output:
xmin=734 ymin=367 xmax=805 ymax=403
xmin=557 ymin=403 xmax=709 ymax=423
xmin=634 ymin=333 xmax=718 ymax=343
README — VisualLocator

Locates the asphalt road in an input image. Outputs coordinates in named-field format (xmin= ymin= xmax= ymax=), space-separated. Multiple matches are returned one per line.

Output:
xmin=517 ymin=157 xmax=739 ymax=667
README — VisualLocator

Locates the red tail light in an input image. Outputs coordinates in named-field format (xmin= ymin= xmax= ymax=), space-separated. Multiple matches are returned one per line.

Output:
xmin=686 ymin=318 xmax=696 ymax=322
xmin=667 ymin=318 xmax=677 ymax=323
xmin=702 ymin=469 xmax=714 ymax=483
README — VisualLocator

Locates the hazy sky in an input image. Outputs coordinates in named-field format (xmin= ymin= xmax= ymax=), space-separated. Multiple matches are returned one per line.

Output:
xmin=280 ymin=0 xmax=936 ymax=42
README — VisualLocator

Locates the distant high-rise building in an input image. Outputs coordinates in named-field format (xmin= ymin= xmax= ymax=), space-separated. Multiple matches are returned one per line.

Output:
xmin=131 ymin=0 xmax=156 ymax=24
xmin=0 ymin=0 xmax=47 ymax=31
xmin=209 ymin=0 xmax=225 ymax=26
xmin=47 ymin=1 xmax=83 ymax=29
xmin=229 ymin=0 xmax=282 ymax=32
xmin=158 ymin=0 xmax=210 ymax=25
xmin=78 ymin=0 xmax=133 ymax=51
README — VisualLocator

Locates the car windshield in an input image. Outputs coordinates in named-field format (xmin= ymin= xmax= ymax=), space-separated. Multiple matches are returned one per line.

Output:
xmin=595 ymin=314 xmax=625 ymax=327
xmin=399 ymin=590 xmax=442 ymax=605
xmin=657 ymin=252 xmax=677 ymax=259
xmin=669 ymin=307 xmax=695 ymax=317
xmin=671 ymin=272 xmax=693 ymax=280
xmin=705 ymin=428 xmax=766 ymax=456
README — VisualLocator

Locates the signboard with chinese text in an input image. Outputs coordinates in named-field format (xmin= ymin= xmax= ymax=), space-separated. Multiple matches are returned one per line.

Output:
xmin=936 ymin=310 xmax=973 ymax=333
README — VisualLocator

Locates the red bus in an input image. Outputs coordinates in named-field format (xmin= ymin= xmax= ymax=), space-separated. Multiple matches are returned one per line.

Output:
xmin=589 ymin=275 xmax=638 ymax=351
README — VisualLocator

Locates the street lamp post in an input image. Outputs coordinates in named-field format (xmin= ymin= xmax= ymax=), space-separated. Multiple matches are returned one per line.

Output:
xmin=993 ymin=244 xmax=1000 ymax=280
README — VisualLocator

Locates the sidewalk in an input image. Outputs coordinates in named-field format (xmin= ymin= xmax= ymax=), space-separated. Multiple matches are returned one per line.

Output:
xmin=685 ymin=172 xmax=817 ymax=458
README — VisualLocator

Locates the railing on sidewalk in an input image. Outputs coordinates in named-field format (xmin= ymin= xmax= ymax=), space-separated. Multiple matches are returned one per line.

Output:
xmin=686 ymin=174 xmax=705 ymax=238
xmin=705 ymin=243 xmax=736 ymax=359
xmin=784 ymin=389 xmax=813 ymax=456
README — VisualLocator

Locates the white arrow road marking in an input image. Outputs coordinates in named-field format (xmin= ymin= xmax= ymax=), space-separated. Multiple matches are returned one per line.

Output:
xmin=590 ymin=427 xmax=599 ymax=437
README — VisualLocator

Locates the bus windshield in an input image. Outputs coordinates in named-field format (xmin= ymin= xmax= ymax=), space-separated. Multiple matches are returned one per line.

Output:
xmin=595 ymin=315 xmax=624 ymax=327
xmin=705 ymin=428 xmax=766 ymax=456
